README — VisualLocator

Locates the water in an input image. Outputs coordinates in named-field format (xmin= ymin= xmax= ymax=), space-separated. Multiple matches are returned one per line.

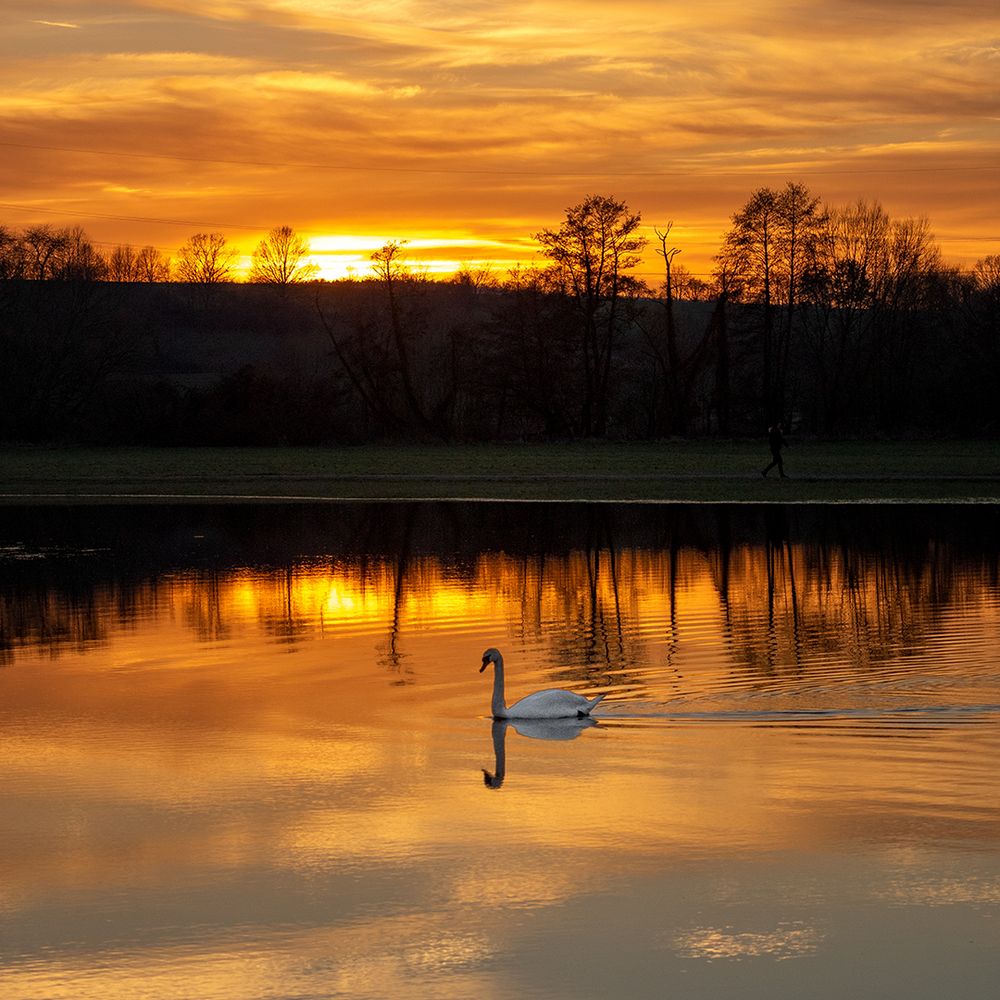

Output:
xmin=1 ymin=502 xmax=999 ymax=999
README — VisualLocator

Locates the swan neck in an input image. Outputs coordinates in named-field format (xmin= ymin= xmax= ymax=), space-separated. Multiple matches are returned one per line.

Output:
xmin=491 ymin=720 xmax=507 ymax=779
xmin=491 ymin=654 xmax=508 ymax=718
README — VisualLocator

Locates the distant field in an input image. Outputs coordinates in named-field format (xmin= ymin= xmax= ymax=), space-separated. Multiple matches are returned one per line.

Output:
xmin=2 ymin=441 xmax=999 ymax=502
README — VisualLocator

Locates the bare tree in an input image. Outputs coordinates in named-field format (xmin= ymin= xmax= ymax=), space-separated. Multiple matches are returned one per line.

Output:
xmin=486 ymin=265 xmax=580 ymax=438
xmin=655 ymin=223 xmax=685 ymax=432
xmin=802 ymin=201 xmax=946 ymax=433
xmin=0 ymin=224 xmax=26 ymax=280
xmin=668 ymin=263 xmax=712 ymax=302
xmin=370 ymin=240 xmax=453 ymax=437
xmin=61 ymin=226 xmax=107 ymax=281
xmin=135 ymin=245 xmax=171 ymax=282
xmin=248 ymin=225 xmax=318 ymax=287
xmin=451 ymin=264 xmax=497 ymax=290
xmin=176 ymin=232 xmax=237 ymax=283
xmin=313 ymin=242 xmax=457 ymax=440
xmin=22 ymin=225 xmax=70 ymax=280
xmin=536 ymin=194 xmax=647 ymax=436
xmin=107 ymin=244 xmax=140 ymax=282
xmin=108 ymin=243 xmax=170 ymax=282
xmin=16 ymin=225 xmax=106 ymax=281
xmin=959 ymin=254 xmax=1000 ymax=430
xmin=720 ymin=182 xmax=824 ymax=422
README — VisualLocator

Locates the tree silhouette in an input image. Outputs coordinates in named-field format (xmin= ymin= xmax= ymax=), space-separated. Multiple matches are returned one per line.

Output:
xmin=108 ymin=244 xmax=171 ymax=282
xmin=721 ymin=182 xmax=824 ymax=423
xmin=176 ymin=232 xmax=237 ymax=283
xmin=803 ymin=201 xmax=944 ymax=433
xmin=0 ymin=224 xmax=26 ymax=279
xmin=135 ymin=245 xmax=171 ymax=282
xmin=107 ymin=245 xmax=140 ymax=282
xmin=22 ymin=225 xmax=70 ymax=280
xmin=536 ymin=194 xmax=647 ymax=436
xmin=248 ymin=225 xmax=318 ymax=287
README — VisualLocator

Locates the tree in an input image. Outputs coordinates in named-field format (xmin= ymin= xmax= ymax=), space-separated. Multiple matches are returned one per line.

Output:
xmin=802 ymin=201 xmax=947 ymax=434
xmin=802 ymin=200 xmax=889 ymax=432
xmin=483 ymin=265 xmax=580 ymax=438
xmin=632 ymin=222 xmax=714 ymax=436
xmin=0 ymin=224 xmax=26 ymax=280
xmin=720 ymin=182 xmax=824 ymax=423
xmin=654 ymin=223 xmax=687 ymax=433
xmin=61 ymin=226 xmax=107 ymax=281
xmin=0 ymin=224 xmax=126 ymax=440
xmin=248 ymin=225 xmax=318 ymax=286
xmin=314 ymin=241 xmax=456 ymax=440
xmin=135 ymin=245 xmax=171 ymax=282
xmin=107 ymin=244 xmax=140 ymax=282
xmin=107 ymin=244 xmax=170 ymax=282
xmin=451 ymin=264 xmax=497 ymax=290
xmin=370 ymin=240 xmax=454 ymax=437
xmin=958 ymin=255 xmax=1000 ymax=431
xmin=21 ymin=224 xmax=69 ymax=280
xmin=707 ymin=259 xmax=737 ymax=435
xmin=536 ymin=194 xmax=647 ymax=436
xmin=176 ymin=232 xmax=237 ymax=283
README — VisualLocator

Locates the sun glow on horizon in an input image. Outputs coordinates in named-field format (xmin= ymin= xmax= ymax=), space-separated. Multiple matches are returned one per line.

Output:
xmin=254 ymin=233 xmax=540 ymax=281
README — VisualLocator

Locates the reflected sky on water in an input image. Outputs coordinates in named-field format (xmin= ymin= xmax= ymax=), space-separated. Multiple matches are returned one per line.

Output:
xmin=1 ymin=503 xmax=999 ymax=999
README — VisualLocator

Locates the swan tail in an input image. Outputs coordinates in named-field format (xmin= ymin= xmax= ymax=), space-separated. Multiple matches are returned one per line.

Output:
xmin=579 ymin=694 xmax=606 ymax=716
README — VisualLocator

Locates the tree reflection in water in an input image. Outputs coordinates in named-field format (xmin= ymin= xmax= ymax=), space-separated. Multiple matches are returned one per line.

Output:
xmin=2 ymin=504 xmax=999 ymax=693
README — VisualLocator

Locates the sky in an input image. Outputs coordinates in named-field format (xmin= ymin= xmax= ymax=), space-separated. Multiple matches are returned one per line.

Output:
xmin=1 ymin=0 xmax=998 ymax=280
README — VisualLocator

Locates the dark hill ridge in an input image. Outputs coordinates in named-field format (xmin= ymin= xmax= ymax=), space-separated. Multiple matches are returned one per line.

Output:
xmin=0 ymin=275 xmax=992 ymax=444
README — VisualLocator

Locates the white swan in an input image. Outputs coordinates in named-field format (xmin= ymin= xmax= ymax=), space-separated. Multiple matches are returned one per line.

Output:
xmin=479 ymin=647 xmax=605 ymax=719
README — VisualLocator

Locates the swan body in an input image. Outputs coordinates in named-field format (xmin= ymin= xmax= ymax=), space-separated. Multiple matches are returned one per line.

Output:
xmin=479 ymin=647 xmax=605 ymax=720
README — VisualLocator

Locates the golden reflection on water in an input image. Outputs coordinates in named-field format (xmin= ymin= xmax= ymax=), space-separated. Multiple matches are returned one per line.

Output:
xmin=673 ymin=921 xmax=824 ymax=961
xmin=2 ymin=506 xmax=1000 ymax=1000
xmin=7 ymin=541 xmax=1000 ymax=690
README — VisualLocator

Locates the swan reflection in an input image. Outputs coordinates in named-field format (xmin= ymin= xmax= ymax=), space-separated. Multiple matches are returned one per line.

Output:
xmin=483 ymin=716 xmax=598 ymax=789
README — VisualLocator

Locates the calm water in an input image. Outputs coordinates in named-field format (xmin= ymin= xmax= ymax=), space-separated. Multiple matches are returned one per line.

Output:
xmin=1 ymin=502 xmax=999 ymax=999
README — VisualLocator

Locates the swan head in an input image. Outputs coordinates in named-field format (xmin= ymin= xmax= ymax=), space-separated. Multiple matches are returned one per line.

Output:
xmin=482 ymin=768 xmax=504 ymax=789
xmin=479 ymin=647 xmax=502 ymax=673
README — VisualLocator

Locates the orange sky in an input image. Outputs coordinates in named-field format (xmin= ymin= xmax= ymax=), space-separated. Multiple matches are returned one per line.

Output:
xmin=2 ymin=1 xmax=998 ymax=279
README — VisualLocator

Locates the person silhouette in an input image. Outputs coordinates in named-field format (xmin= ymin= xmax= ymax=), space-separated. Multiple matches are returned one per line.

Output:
xmin=762 ymin=422 xmax=787 ymax=478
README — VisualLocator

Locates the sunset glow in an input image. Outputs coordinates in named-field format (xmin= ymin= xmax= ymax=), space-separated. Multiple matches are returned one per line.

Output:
xmin=2 ymin=1 xmax=997 ymax=278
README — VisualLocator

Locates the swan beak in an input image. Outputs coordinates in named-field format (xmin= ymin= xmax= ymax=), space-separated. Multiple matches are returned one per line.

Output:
xmin=479 ymin=662 xmax=488 ymax=673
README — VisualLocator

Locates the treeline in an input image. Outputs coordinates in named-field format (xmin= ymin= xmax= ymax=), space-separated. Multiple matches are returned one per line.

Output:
xmin=1 ymin=184 xmax=998 ymax=443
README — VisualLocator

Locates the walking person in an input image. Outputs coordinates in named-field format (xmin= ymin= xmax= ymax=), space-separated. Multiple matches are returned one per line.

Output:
xmin=762 ymin=422 xmax=788 ymax=478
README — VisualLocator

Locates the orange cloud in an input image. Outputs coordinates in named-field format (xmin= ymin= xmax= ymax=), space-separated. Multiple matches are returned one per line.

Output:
xmin=1 ymin=1 xmax=996 ymax=275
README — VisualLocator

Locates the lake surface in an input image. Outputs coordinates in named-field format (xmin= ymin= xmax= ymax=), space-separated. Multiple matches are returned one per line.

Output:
xmin=1 ymin=502 xmax=999 ymax=999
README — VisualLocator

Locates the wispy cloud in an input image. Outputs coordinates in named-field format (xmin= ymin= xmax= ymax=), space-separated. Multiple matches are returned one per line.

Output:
xmin=2 ymin=1 xmax=997 ymax=272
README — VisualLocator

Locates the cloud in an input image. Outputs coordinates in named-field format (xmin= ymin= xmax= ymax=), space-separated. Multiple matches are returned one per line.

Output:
xmin=1 ymin=0 xmax=997 ymax=273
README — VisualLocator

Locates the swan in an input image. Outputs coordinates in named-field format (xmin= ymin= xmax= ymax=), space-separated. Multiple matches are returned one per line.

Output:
xmin=479 ymin=647 xmax=605 ymax=719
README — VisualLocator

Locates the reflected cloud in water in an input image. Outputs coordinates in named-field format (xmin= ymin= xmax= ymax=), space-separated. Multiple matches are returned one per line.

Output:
xmin=2 ymin=499 xmax=1000 ymax=1000
xmin=673 ymin=921 xmax=823 ymax=961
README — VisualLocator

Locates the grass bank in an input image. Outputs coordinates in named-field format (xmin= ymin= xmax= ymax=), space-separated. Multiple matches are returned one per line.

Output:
xmin=2 ymin=441 xmax=999 ymax=503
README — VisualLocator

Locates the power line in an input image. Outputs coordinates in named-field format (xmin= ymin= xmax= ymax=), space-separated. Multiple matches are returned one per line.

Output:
xmin=0 ymin=201 xmax=264 ymax=232
xmin=2 ymin=138 xmax=998 ymax=178
xmin=1 ymin=202 xmax=993 ymax=250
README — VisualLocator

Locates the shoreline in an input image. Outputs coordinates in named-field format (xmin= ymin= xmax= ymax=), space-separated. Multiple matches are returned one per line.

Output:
xmin=3 ymin=443 xmax=1000 ymax=503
